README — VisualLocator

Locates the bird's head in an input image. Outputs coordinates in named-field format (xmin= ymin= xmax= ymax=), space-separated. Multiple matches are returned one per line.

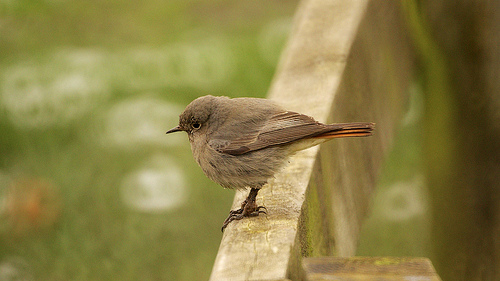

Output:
xmin=166 ymin=95 xmax=225 ymax=138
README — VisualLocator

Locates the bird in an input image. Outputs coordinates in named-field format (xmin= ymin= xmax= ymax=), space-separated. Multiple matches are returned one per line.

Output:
xmin=166 ymin=95 xmax=374 ymax=231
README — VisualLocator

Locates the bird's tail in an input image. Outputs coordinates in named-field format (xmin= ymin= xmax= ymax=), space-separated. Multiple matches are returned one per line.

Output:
xmin=313 ymin=122 xmax=375 ymax=139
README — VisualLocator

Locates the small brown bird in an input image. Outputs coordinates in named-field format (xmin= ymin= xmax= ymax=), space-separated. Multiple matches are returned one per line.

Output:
xmin=166 ymin=95 xmax=374 ymax=231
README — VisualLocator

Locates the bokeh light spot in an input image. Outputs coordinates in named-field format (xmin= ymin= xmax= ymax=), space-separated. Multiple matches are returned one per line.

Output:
xmin=1 ymin=53 xmax=109 ymax=129
xmin=103 ymin=97 xmax=185 ymax=148
xmin=0 ymin=257 xmax=33 ymax=281
xmin=379 ymin=177 xmax=427 ymax=222
xmin=120 ymin=154 xmax=187 ymax=213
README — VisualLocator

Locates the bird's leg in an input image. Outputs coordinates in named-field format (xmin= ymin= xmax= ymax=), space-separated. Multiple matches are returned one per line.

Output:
xmin=221 ymin=188 xmax=267 ymax=232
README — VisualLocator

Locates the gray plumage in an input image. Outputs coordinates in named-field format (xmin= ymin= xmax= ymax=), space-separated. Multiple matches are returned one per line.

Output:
xmin=166 ymin=95 xmax=374 ymax=230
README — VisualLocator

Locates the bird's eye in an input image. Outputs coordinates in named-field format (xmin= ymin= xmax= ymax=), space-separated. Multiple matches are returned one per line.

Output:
xmin=192 ymin=122 xmax=201 ymax=129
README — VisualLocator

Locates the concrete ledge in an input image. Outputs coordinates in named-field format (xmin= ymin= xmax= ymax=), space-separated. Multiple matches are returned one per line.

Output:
xmin=303 ymin=257 xmax=442 ymax=281
xmin=209 ymin=0 xmax=414 ymax=280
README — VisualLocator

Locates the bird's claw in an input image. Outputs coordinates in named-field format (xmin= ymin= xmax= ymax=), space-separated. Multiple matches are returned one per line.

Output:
xmin=221 ymin=205 xmax=267 ymax=232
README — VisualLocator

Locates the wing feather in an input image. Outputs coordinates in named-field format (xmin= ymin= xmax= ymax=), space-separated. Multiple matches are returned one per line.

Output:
xmin=213 ymin=111 xmax=331 ymax=155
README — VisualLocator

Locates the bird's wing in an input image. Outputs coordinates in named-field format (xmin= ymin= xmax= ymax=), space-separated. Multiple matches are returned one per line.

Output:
xmin=210 ymin=111 xmax=330 ymax=155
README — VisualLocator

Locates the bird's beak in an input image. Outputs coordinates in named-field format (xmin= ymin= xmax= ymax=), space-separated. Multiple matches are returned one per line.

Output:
xmin=166 ymin=126 xmax=183 ymax=134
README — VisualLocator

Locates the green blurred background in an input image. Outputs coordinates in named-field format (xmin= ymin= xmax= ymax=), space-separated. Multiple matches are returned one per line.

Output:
xmin=0 ymin=1 xmax=299 ymax=280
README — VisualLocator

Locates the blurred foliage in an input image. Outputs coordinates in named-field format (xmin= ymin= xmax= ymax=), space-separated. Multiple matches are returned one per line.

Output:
xmin=0 ymin=0 xmax=297 ymax=280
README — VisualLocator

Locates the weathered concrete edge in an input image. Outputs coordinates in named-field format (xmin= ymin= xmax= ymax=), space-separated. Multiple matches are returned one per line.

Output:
xmin=302 ymin=257 xmax=442 ymax=280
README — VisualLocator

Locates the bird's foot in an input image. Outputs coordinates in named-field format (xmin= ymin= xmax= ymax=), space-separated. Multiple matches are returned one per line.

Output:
xmin=221 ymin=199 xmax=267 ymax=232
